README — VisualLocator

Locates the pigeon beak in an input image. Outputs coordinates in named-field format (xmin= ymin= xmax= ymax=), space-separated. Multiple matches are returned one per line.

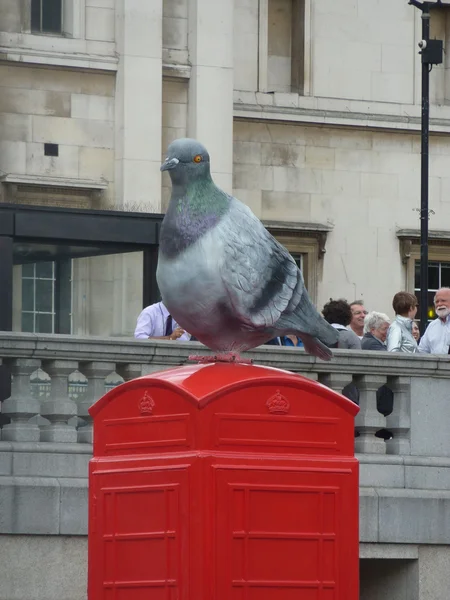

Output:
xmin=160 ymin=157 xmax=180 ymax=172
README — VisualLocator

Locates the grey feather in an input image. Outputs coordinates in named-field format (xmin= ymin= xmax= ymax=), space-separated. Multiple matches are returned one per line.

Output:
xmin=157 ymin=138 xmax=339 ymax=360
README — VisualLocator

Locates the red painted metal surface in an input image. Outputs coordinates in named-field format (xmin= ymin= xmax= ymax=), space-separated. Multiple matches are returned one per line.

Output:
xmin=88 ymin=363 xmax=359 ymax=600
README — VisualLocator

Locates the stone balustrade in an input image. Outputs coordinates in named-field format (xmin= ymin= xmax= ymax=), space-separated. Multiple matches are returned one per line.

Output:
xmin=1 ymin=332 xmax=450 ymax=600
xmin=1 ymin=332 xmax=450 ymax=545
xmin=1 ymin=332 xmax=449 ymax=456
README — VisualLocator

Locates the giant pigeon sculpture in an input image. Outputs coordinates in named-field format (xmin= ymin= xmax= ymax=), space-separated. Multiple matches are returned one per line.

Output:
xmin=157 ymin=138 xmax=338 ymax=360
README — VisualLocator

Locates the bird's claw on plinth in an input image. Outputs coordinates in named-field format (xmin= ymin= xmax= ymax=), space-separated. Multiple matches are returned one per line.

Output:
xmin=188 ymin=352 xmax=253 ymax=365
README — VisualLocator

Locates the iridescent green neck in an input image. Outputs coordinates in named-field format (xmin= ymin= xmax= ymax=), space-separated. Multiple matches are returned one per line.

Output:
xmin=160 ymin=178 xmax=230 ymax=258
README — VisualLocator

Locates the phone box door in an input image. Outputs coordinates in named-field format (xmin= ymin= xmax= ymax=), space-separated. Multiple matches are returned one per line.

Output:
xmin=213 ymin=459 xmax=358 ymax=600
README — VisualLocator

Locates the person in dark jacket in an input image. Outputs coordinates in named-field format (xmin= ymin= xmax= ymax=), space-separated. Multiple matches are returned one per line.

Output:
xmin=322 ymin=298 xmax=360 ymax=404
xmin=361 ymin=311 xmax=390 ymax=351
xmin=322 ymin=299 xmax=361 ymax=349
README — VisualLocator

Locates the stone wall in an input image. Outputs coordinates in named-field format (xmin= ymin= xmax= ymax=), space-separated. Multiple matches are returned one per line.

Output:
xmin=233 ymin=0 xmax=259 ymax=92
xmin=311 ymin=0 xmax=415 ymax=103
xmin=161 ymin=79 xmax=188 ymax=210
xmin=232 ymin=119 xmax=450 ymax=312
xmin=0 ymin=64 xmax=115 ymax=207
xmin=0 ymin=535 xmax=87 ymax=600
xmin=163 ymin=0 xmax=188 ymax=65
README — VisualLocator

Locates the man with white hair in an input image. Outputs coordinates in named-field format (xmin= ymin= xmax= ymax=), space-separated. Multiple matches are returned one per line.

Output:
xmin=361 ymin=311 xmax=391 ymax=350
xmin=419 ymin=287 xmax=450 ymax=354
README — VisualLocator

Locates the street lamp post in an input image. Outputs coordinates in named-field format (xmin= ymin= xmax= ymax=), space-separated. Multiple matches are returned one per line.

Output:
xmin=408 ymin=0 xmax=443 ymax=333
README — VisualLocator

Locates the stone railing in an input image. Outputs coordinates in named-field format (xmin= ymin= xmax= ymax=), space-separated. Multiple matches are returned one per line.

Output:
xmin=1 ymin=332 xmax=450 ymax=546
xmin=1 ymin=332 xmax=449 ymax=456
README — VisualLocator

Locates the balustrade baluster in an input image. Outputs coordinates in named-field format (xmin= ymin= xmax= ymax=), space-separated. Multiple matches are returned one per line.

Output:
xmin=385 ymin=376 xmax=411 ymax=455
xmin=40 ymin=360 xmax=79 ymax=443
xmin=318 ymin=372 xmax=355 ymax=395
xmin=77 ymin=362 xmax=115 ymax=444
xmin=1 ymin=359 xmax=41 ymax=442
xmin=116 ymin=363 xmax=143 ymax=382
xmin=298 ymin=371 xmax=319 ymax=381
xmin=354 ymin=374 xmax=388 ymax=454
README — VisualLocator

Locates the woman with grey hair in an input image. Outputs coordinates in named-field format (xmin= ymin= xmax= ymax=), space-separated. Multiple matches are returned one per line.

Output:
xmin=361 ymin=311 xmax=391 ymax=350
xmin=362 ymin=311 xmax=394 ymax=424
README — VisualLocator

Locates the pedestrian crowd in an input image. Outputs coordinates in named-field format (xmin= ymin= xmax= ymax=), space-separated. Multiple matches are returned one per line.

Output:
xmin=319 ymin=287 xmax=450 ymax=355
xmin=134 ymin=287 xmax=450 ymax=356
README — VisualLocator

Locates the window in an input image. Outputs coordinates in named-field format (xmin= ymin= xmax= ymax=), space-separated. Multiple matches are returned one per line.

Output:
xmin=398 ymin=230 xmax=450 ymax=321
xmin=290 ymin=252 xmax=304 ymax=272
xmin=268 ymin=226 xmax=330 ymax=304
xmin=430 ymin=3 xmax=450 ymax=106
xmin=21 ymin=260 xmax=72 ymax=333
xmin=259 ymin=0 xmax=308 ymax=94
xmin=31 ymin=0 xmax=63 ymax=35
xmin=414 ymin=261 xmax=450 ymax=321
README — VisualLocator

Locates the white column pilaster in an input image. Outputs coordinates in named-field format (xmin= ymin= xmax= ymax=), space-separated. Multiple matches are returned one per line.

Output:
xmin=187 ymin=0 xmax=234 ymax=193
xmin=115 ymin=0 xmax=163 ymax=211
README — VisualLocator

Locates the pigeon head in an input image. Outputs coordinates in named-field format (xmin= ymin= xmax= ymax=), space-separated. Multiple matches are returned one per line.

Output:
xmin=161 ymin=138 xmax=211 ymax=185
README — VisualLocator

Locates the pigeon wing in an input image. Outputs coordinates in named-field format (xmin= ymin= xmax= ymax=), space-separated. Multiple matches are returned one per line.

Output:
xmin=219 ymin=199 xmax=302 ymax=329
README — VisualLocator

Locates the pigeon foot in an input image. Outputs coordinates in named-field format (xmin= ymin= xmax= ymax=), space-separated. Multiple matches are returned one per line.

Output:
xmin=188 ymin=352 xmax=253 ymax=365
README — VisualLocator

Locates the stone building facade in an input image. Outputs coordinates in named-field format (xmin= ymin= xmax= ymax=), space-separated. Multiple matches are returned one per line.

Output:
xmin=2 ymin=1 xmax=450 ymax=337
xmin=1 ymin=4 xmax=450 ymax=599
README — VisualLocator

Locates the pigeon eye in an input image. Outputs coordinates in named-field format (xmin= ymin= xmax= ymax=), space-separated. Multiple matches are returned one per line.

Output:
xmin=193 ymin=155 xmax=202 ymax=163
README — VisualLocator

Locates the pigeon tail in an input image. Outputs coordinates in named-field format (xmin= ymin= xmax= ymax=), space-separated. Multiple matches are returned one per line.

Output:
xmin=299 ymin=334 xmax=333 ymax=361
xmin=276 ymin=289 xmax=339 ymax=349
xmin=296 ymin=291 xmax=339 ymax=347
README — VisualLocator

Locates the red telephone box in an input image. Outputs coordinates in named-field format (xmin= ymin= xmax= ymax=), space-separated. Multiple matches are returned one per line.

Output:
xmin=88 ymin=363 xmax=359 ymax=600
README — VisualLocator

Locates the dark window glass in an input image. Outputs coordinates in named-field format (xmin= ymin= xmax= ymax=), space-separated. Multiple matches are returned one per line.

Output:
xmin=36 ymin=313 xmax=53 ymax=333
xmin=441 ymin=265 xmax=450 ymax=287
xmin=22 ymin=279 xmax=35 ymax=312
xmin=31 ymin=0 xmax=41 ymax=31
xmin=414 ymin=262 xmax=420 ymax=289
xmin=428 ymin=262 xmax=440 ymax=290
xmin=36 ymin=261 xmax=53 ymax=279
xmin=22 ymin=313 xmax=34 ymax=333
xmin=21 ymin=259 xmax=72 ymax=334
xmin=22 ymin=263 xmax=35 ymax=278
xmin=36 ymin=279 xmax=53 ymax=312
xmin=291 ymin=253 xmax=303 ymax=270
xmin=415 ymin=261 xmax=450 ymax=291
xmin=42 ymin=0 xmax=62 ymax=33
xmin=415 ymin=291 xmax=436 ymax=321
xmin=414 ymin=260 xmax=450 ymax=321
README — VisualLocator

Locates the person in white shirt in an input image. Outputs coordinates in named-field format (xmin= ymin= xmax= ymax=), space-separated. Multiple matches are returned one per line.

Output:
xmin=419 ymin=287 xmax=450 ymax=354
xmin=134 ymin=301 xmax=191 ymax=341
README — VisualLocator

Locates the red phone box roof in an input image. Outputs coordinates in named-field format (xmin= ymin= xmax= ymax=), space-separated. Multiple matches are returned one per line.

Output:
xmin=89 ymin=363 xmax=359 ymax=458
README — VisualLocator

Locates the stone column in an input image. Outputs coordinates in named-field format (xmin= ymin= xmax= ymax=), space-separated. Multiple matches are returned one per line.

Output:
xmin=385 ymin=376 xmax=411 ymax=455
xmin=77 ymin=361 xmax=116 ymax=444
xmin=318 ymin=372 xmax=355 ymax=395
xmin=298 ymin=372 xmax=318 ymax=381
xmin=40 ymin=360 xmax=79 ymax=443
xmin=116 ymin=363 xmax=143 ymax=382
xmin=354 ymin=374 xmax=388 ymax=454
xmin=115 ymin=0 xmax=163 ymax=211
xmin=1 ymin=359 xmax=41 ymax=442
xmin=71 ymin=258 xmax=90 ymax=336
xmin=187 ymin=0 xmax=234 ymax=192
